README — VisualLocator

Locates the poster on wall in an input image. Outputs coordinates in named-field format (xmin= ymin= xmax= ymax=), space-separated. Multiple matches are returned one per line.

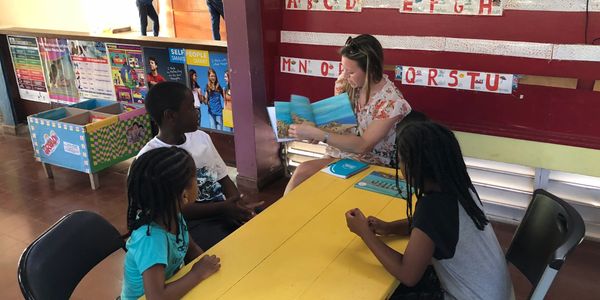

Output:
xmin=6 ymin=36 xmax=50 ymax=103
xmin=395 ymin=65 xmax=515 ymax=94
xmin=285 ymin=0 xmax=363 ymax=11
xmin=106 ymin=43 xmax=147 ymax=103
xmin=67 ymin=40 xmax=116 ymax=101
xmin=185 ymin=50 xmax=233 ymax=132
xmin=399 ymin=0 xmax=503 ymax=16
xmin=37 ymin=37 xmax=80 ymax=104
xmin=141 ymin=47 xmax=187 ymax=88
xmin=280 ymin=56 xmax=342 ymax=79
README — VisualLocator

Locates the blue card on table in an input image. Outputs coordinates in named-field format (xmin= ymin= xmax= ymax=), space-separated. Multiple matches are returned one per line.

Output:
xmin=320 ymin=158 xmax=368 ymax=179
xmin=355 ymin=171 xmax=408 ymax=199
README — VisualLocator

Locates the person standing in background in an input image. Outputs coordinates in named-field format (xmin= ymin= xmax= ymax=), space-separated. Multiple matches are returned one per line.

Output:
xmin=137 ymin=0 xmax=160 ymax=37
xmin=206 ymin=0 xmax=225 ymax=40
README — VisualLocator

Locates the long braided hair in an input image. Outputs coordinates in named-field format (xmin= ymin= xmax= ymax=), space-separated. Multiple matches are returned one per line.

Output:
xmin=125 ymin=147 xmax=196 ymax=242
xmin=339 ymin=34 xmax=384 ymax=111
xmin=395 ymin=122 xmax=488 ymax=231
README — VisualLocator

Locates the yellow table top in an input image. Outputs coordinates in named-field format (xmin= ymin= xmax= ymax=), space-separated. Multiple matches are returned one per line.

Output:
xmin=166 ymin=165 xmax=409 ymax=300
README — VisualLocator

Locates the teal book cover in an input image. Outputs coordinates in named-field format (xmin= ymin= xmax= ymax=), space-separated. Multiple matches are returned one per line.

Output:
xmin=269 ymin=93 xmax=357 ymax=140
xmin=321 ymin=158 xmax=368 ymax=179
xmin=355 ymin=171 xmax=408 ymax=199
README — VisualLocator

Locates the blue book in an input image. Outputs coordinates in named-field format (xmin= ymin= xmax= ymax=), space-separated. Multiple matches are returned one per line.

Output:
xmin=355 ymin=171 xmax=408 ymax=199
xmin=321 ymin=158 xmax=368 ymax=179
xmin=268 ymin=93 xmax=358 ymax=141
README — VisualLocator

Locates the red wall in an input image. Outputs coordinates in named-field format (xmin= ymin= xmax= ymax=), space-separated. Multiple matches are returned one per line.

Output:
xmin=266 ymin=6 xmax=600 ymax=150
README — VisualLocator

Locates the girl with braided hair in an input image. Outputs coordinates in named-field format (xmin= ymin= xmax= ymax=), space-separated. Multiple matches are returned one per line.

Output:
xmin=121 ymin=147 xmax=220 ymax=300
xmin=345 ymin=122 xmax=513 ymax=299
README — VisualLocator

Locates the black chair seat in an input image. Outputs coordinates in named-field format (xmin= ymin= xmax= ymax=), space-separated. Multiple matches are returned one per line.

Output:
xmin=18 ymin=210 xmax=125 ymax=300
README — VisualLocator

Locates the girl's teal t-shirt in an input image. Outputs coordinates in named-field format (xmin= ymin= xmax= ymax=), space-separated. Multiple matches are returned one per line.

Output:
xmin=121 ymin=215 xmax=188 ymax=300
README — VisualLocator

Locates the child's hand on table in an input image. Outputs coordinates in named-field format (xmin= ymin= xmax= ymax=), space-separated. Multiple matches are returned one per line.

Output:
xmin=345 ymin=208 xmax=372 ymax=237
xmin=191 ymin=254 xmax=221 ymax=281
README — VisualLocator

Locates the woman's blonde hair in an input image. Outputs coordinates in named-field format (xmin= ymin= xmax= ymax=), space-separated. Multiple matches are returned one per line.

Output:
xmin=339 ymin=34 xmax=384 ymax=110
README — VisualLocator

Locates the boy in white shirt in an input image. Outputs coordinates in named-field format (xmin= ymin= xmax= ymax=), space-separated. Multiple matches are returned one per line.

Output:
xmin=138 ymin=82 xmax=261 ymax=249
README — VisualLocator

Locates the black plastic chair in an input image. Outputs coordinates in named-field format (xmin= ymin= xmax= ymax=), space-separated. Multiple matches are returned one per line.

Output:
xmin=506 ymin=189 xmax=586 ymax=300
xmin=18 ymin=210 xmax=125 ymax=300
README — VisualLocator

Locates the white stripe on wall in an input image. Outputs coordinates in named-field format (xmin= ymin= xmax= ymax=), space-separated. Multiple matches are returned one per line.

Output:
xmin=553 ymin=44 xmax=600 ymax=62
xmin=281 ymin=30 xmax=600 ymax=62
xmin=444 ymin=37 xmax=553 ymax=60
xmin=361 ymin=0 xmax=600 ymax=12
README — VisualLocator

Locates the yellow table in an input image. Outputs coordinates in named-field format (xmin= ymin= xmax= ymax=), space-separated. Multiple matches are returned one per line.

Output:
xmin=169 ymin=165 xmax=409 ymax=299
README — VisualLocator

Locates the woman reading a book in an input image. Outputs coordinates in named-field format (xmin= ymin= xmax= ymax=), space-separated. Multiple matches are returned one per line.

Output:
xmin=285 ymin=34 xmax=411 ymax=194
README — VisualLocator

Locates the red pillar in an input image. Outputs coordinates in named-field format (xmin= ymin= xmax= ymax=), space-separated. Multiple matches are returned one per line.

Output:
xmin=223 ymin=0 xmax=284 ymax=190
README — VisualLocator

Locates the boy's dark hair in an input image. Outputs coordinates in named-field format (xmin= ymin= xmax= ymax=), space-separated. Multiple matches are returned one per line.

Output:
xmin=145 ymin=81 xmax=191 ymax=126
xmin=395 ymin=122 xmax=488 ymax=231
xmin=148 ymin=56 xmax=157 ymax=64
xmin=126 ymin=147 xmax=196 ymax=242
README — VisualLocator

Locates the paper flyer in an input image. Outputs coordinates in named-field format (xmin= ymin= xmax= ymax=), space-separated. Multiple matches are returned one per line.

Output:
xmin=142 ymin=47 xmax=187 ymax=88
xmin=396 ymin=65 xmax=515 ymax=94
xmin=106 ymin=43 xmax=147 ymax=103
xmin=285 ymin=0 xmax=362 ymax=11
xmin=280 ymin=56 xmax=343 ymax=79
xmin=38 ymin=37 xmax=80 ymax=103
xmin=6 ymin=35 xmax=50 ymax=103
xmin=186 ymin=50 xmax=232 ymax=132
xmin=68 ymin=40 xmax=116 ymax=100
xmin=399 ymin=0 xmax=503 ymax=16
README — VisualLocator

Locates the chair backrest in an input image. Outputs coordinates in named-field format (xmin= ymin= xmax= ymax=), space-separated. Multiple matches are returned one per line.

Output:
xmin=18 ymin=210 xmax=125 ymax=300
xmin=506 ymin=189 xmax=586 ymax=300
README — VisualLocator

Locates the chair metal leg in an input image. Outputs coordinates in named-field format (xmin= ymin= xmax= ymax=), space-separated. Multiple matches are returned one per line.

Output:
xmin=530 ymin=267 xmax=558 ymax=300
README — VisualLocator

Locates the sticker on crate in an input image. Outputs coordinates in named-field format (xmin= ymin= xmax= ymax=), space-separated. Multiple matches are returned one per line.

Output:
xmin=125 ymin=122 xmax=148 ymax=145
xmin=42 ymin=131 xmax=60 ymax=156
xmin=63 ymin=141 xmax=81 ymax=156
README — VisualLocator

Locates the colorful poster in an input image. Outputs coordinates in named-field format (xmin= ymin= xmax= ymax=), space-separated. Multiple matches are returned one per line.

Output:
xmin=395 ymin=65 xmax=515 ymax=94
xmin=186 ymin=50 xmax=233 ymax=132
xmin=38 ymin=37 xmax=80 ymax=103
xmin=400 ymin=0 xmax=503 ymax=16
xmin=280 ymin=56 xmax=342 ymax=79
xmin=142 ymin=47 xmax=187 ymax=88
xmin=7 ymin=36 xmax=50 ymax=103
xmin=106 ymin=43 xmax=147 ymax=103
xmin=285 ymin=0 xmax=362 ymax=11
xmin=68 ymin=40 xmax=116 ymax=101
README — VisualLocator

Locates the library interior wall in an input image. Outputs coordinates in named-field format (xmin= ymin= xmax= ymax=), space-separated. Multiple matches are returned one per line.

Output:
xmin=0 ymin=0 xmax=138 ymax=33
xmin=271 ymin=5 xmax=600 ymax=173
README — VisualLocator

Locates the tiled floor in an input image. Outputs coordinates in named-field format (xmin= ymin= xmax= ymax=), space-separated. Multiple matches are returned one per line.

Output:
xmin=0 ymin=132 xmax=598 ymax=299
